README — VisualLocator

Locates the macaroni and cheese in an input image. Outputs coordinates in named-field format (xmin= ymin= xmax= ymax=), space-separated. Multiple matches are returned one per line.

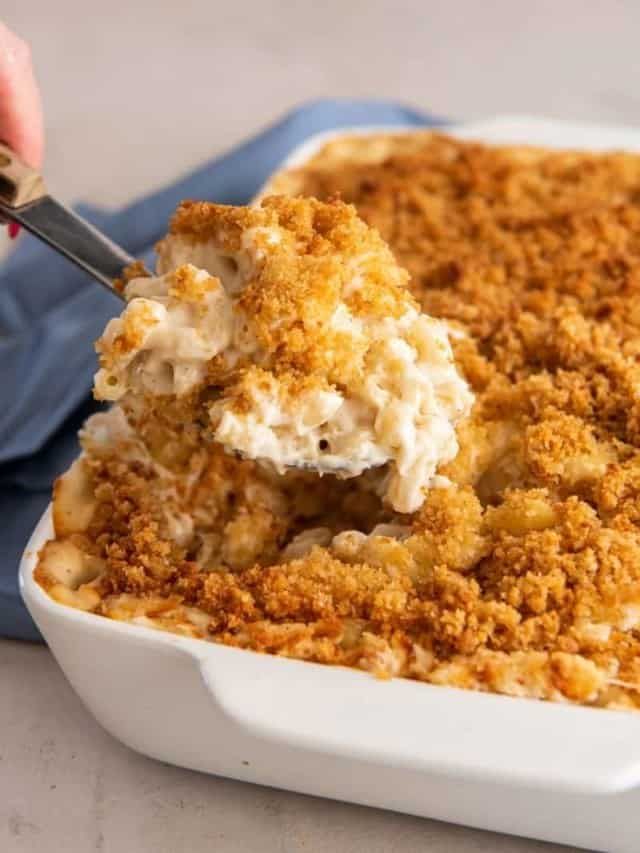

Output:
xmin=35 ymin=132 xmax=640 ymax=710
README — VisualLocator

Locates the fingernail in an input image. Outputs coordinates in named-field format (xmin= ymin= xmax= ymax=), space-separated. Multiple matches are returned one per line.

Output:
xmin=8 ymin=222 xmax=20 ymax=239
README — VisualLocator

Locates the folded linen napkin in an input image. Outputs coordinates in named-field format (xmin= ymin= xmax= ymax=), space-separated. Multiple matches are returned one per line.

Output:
xmin=1 ymin=99 xmax=440 ymax=641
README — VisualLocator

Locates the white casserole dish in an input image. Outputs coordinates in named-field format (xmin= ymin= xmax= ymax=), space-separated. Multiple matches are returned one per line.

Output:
xmin=20 ymin=116 xmax=640 ymax=852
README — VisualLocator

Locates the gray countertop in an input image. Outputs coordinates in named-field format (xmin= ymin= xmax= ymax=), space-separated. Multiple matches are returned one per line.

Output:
xmin=4 ymin=1 xmax=639 ymax=849
xmin=2 ymin=640 xmax=579 ymax=852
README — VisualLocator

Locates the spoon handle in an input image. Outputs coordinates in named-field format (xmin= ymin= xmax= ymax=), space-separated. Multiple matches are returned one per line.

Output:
xmin=0 ymin=142 xmax=137 ymax=298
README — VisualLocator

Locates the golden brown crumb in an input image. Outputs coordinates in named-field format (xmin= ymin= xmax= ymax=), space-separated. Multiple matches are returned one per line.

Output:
xmin=113 ymin=259 xmax=149 ymax=294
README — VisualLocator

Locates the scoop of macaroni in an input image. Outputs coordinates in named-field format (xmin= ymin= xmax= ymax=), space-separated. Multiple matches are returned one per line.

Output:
xmin=94 ymin=196 xmax=473 ymax=513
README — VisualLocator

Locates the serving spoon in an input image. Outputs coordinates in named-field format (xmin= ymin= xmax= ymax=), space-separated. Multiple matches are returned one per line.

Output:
xmin=0 ymin=142 xmax=134 ymax=297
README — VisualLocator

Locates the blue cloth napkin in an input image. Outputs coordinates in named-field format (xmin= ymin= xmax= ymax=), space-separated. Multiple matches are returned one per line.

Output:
xmin=1 ymin=98 xmax=441 ymax=641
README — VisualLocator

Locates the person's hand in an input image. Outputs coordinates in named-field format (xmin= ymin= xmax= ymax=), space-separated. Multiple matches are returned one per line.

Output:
xmin=0 ymin=21 xmax=43 ymax=237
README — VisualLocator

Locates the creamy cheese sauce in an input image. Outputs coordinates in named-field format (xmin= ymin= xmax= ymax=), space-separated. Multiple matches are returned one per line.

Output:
xmin=94 ymin=265 xmax=234 ymax=399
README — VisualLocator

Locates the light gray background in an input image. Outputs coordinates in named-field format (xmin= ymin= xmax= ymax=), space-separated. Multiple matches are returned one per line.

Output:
xmin=4 ymin=1 xmax=639 ymax=850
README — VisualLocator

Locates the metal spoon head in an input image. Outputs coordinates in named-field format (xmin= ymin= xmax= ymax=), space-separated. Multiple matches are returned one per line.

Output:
xmin=213 ymin=436 xmax=389 ymax=477
xmin=287 ymin=455 xmax=389 ymax=477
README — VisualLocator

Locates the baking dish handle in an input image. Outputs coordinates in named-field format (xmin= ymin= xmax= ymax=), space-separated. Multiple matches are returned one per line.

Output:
xmin=198 ymin=648 xmax=640 ymax=796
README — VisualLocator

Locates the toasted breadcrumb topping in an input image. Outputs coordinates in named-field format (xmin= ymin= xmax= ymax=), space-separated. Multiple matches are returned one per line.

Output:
xmin=94 ymin=195 xmax=472 ymax=512
xmin=113 ymin=260 xmax=149 ymax=294
xmin=36 ymin=133 xmax=640 ymax=710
